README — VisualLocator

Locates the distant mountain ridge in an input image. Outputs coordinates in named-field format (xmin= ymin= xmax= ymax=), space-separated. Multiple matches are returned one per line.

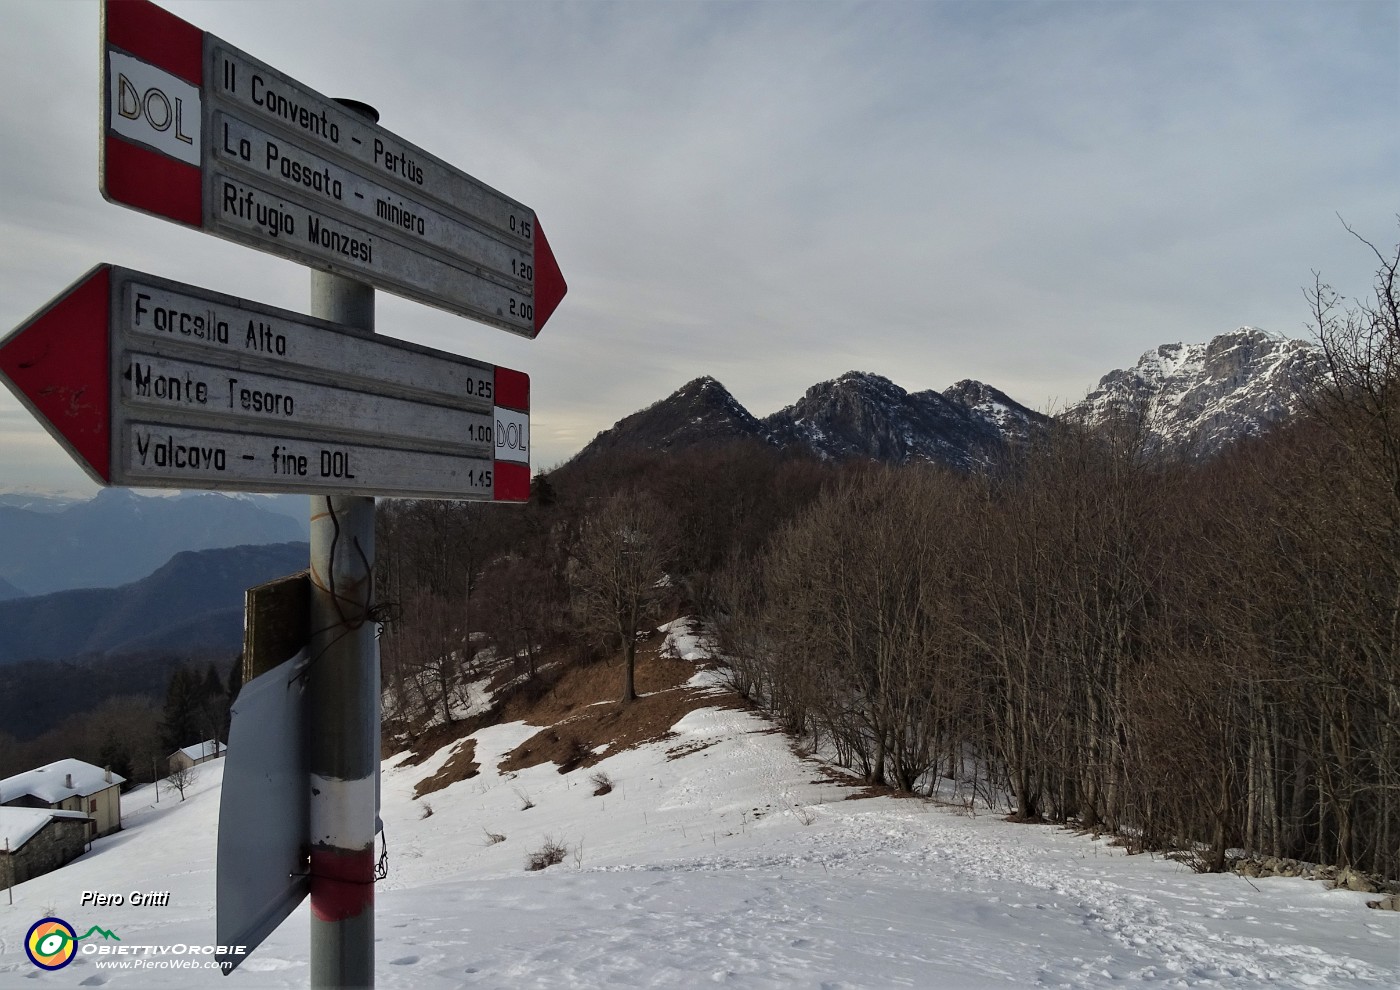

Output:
xmin=568 ymin=328 xmax=1321 ymax=469
xmin=570 ymin=371 xmax=1052 ymax=471
xmin=0 ymin=489 xmax=308 ymax=596
xmin=0 ymin=541 xmax=309 ymax=665
xmin=763 ymin=372 xmax=1047 ymax=470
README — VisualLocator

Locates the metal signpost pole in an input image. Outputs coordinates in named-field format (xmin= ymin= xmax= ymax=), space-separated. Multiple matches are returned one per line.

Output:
xmin=1 ymin=0 xmax=559 ymax=974
xmin=306 ymin=98 xmax=378 ymax=990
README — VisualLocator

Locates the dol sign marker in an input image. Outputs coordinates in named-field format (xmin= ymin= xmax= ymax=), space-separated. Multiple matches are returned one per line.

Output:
xmin=109 ymin=50 xmax=200 ymax=164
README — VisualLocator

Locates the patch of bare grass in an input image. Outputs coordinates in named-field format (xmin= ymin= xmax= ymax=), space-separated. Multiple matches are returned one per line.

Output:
xmin=499 ymin=688 xmax=702 ymax=775
xmin=396 ymin=707 xmax=500 ymax=767
xmin=499 ymin=634 xmax=715 ymax=726
xmin=413 ymin=739 xmax=480 ymax=798
xmin=666 ymin=739 xmax=719 ymax=760
xmin=497 ymin=631 xmax=740 ymax=775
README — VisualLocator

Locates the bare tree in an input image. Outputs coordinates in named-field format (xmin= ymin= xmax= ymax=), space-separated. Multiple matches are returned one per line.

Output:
xmin=163 ymin=762 xmax=198 ymax=802
xmin=570 ymin=491 xmax=676 ymax=703
xmin=478 ymin=555 xmax=562 ymax=684
xmin=1302 ymin=222 xmax=1400 ymax=876
xmin=376 ymin=500 xmax=496 ymax=729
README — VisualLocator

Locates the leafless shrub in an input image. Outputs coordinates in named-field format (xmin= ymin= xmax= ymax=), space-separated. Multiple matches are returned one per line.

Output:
xmin=525 ymin=836 xmax=568 ymax=871
xmin=483 ymin=828 xmax=506 ymax=845
xmin=515 ymin=786 xmax=535 ymax=811
xmin=589 ymin=770 xmax=613 ymax=796
xmin=419 ymin=801 xmax=434 ymax=819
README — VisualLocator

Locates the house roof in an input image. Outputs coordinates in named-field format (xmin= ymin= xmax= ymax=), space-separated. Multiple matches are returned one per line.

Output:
xmin=0 ymin=807 xmax=91 ymax=851
xmin=0 ymin=759 xmax=125 ymax=805
xmin=173 ymin=740 xmax=225 ymax=762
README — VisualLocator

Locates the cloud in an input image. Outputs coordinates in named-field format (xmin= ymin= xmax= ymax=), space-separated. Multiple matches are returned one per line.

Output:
xmin=0 ymin=0 xmax=1395 ymax=484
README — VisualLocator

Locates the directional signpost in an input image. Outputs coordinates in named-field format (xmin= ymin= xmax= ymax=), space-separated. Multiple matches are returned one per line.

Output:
xmin=0 ymin=265 xmax=532 ymax=501
xmin=2 ymin=1 xmax=569 ymax=985
xmin=101 ymin=0 xmax=566 ymax=337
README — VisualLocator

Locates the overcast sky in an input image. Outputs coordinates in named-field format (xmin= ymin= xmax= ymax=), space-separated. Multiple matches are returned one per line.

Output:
xmin=1 ymin=0 xmax=1396 ymax=494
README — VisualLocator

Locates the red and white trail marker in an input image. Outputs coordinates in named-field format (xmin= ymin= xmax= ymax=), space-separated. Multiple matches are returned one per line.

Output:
xmin=0 ymin=265 xmax=532 ymax=501
xmin=101 ymin=0 xmax=566 ymax=338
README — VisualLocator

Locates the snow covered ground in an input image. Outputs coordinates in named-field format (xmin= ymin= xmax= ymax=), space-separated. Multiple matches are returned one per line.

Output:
xmin=3 ymin=642 xmax=1397 ymax=988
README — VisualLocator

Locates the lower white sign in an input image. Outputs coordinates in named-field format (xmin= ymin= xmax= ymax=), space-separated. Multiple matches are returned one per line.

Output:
xmin=122 ymin=423 xmax=498 ymax=498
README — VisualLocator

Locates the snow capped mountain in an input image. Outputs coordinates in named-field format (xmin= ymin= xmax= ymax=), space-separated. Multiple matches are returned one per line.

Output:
xmin=1065 ymin=327 xmax=1324 ymax=458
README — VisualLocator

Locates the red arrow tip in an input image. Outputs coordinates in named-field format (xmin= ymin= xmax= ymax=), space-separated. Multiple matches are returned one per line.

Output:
xmin=0 ymin=267 xmax=112 ymax=483
xmin=532 ymin=221 xmax=567 ymax=338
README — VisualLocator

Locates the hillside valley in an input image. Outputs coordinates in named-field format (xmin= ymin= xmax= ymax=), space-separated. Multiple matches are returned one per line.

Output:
xmin=0 ymin=542 xmax=309 ymax=748
xmin=0 ymin=621 xmax=1394 ymax=989
xmin=0 ymin=542 xmax=309 ymax=666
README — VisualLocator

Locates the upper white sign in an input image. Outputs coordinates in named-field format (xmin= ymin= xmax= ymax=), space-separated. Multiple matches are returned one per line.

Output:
xmin=99 ymin=0 xmax=566 ymax=337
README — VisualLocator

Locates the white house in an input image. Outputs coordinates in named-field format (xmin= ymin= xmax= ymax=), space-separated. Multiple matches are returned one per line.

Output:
xmin=0 ymin=807 xmax=92 ymax=886
xmin=0 ymin=759 xmax=125 ymax=839
xmin=168 ymin=739 xmax=225 ymax=774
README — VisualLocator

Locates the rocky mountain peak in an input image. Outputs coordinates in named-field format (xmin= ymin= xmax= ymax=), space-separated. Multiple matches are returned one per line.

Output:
xmin=570 ymin=376 xmax=767 ymax=464
xmin=940 ymin=379 xmax=1048 ymax=443
xmin=761 ymin=370 xmax=1014 ymax=470
xmin=674 ymin=375 xmax=725 ymax=398
xmin=1066 ymin=327 xmax=1324 ymax=458
xmin=829 ymin=370 xmax=907 ymax=396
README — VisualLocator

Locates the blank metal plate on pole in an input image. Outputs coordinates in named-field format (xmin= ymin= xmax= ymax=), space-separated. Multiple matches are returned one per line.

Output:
xmin=216 ymin=647 xmax=310 ymax=974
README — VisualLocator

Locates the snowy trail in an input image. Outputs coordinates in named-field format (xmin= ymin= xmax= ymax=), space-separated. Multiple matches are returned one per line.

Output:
xmin=2 ymin=654 xmax=1396 ymax=988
